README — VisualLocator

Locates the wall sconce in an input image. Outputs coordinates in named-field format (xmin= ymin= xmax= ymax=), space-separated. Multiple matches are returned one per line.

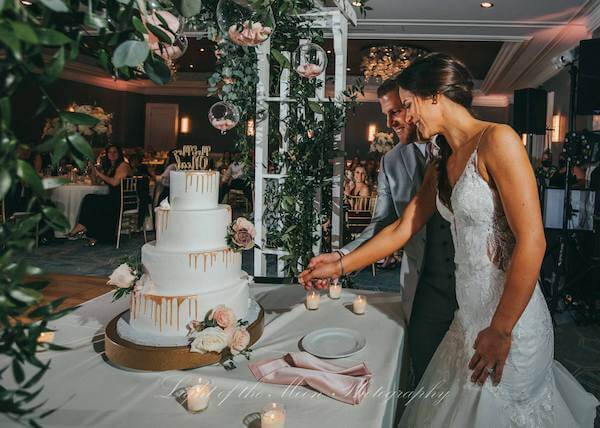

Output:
xmin=521 ymin=133 xmax=528 ymax=146
xmin=368 ymin=124 xmax=377 ymax=142
xmin=551 ymin=114 xmax=561 ymax=142
xmin=246 ymin=119 xmax=255 ymax=137
xmin=180 ymin=116 xmax=190 ymax=134
xmin=67 ymin=104 xmax=75 ymax=112
xmin=593 ymin=114 xmax=600 ymax=131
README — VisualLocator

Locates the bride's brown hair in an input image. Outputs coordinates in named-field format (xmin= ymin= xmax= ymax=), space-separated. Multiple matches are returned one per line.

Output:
xmin=396 ymin=53 xmax=474 ymax=208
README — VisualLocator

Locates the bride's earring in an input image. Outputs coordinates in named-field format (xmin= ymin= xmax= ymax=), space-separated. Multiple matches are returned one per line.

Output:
xmin=432 ymin=94 xmax=438 ymax=105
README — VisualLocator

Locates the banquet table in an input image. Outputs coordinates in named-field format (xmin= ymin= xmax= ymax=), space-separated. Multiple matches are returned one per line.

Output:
xmin=49 ymin=183 xmax=109 ymax=237
xmin=0 ymin=284 xmax=407 ymax=428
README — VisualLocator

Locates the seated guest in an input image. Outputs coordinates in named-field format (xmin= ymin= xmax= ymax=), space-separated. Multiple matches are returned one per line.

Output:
xmin=343 ymin=169 xmax=355 ymax=198
xmin=129 ymin=152 xmax=151 ymax=178
xmin=157 ymin=151 xmax=178 ymax=203
xmin=218 ymin=153 xmax=253 ymax=210
xmin=68 ymin=144 xmax=132 ymax=246
xmin=350 ymin=166 xmax=371 ymax=198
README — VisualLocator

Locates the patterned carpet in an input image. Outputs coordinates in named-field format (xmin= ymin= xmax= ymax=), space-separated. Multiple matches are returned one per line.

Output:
xmin=21 ymin=232 xmax=600 ymax=424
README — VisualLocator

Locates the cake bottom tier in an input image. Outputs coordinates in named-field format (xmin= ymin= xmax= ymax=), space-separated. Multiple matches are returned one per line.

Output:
xmin=129 ymin=277 xmax=250 ymax=337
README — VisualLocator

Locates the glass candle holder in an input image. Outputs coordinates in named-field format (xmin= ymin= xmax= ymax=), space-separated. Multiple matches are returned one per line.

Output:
xmin=185 ymin=378 xmax=212 ymax=413
xmin=216 ymin=0 xmax=275 ymax=47
xmin=292 ymin=43 xmax=327 ymax=79
xmin=306 ymin=290 xmax=320 ymax=310
xmin=261 ymin=402 xmax=286 ymax=428
xmin=328 ymin=280 xmax=342 ymax=299
xmin=353 ymin=295 xmax=366 ymax=315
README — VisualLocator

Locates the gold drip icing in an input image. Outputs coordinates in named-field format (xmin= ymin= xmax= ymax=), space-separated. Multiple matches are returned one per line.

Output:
xmin=132 ymin=294 xmax=200 ymax=333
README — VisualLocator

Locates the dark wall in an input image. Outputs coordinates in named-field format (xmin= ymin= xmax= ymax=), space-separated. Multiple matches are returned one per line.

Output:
xmin=13 ymin=79 xmax=238 ymax=152
xmin=144 ymin=95 xmax=237 ymax=152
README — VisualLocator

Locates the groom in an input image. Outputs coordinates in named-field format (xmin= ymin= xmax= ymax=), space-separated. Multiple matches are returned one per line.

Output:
xmin=308 ymin=76 xmax=457 ymax=386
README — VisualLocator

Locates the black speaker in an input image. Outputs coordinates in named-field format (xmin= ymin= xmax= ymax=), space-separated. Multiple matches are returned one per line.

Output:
xmin=577 ymin=38 xmax=600 ymax=115
xmin=513 ymin=88 xmax=547 ymax=135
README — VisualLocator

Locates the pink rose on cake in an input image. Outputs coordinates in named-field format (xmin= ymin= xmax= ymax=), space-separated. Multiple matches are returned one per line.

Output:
xmin=190 ymin=327 xmax=229 ymax=354
xmin=107 ymin=263 xmax=136 ymax=289
xmin=209 ymin=305 xmax=237 ymax=329
xmin=228 ymin=327 xmax=250 ymax=355
xmin=227 ymin=217 xmax=256 ymax=251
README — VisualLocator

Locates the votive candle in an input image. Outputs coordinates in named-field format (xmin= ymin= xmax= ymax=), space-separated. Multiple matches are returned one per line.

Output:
xmin=306 ymin=290 xmax=320 ymax=310
xmin=37 ymin=332 xmax=55 ymax=343
xmin=186 ymin=379 xmax=211 ymax=413
xmin=353 ymin=295 xmax=366 ymax=315
xmin=261 ymin=403 xmax=286 ymax=428
xmin=329 ymin=281 xmax=342 ymax=299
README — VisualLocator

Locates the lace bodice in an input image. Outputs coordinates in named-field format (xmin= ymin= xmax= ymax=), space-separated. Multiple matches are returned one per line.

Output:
xmin=436 ymin=149 xmax=515 ymax=273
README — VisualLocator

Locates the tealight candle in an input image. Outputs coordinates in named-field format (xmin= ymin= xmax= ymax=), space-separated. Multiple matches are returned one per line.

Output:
xmin=306 ymin=290 xmax=320 ymax=310
xmin=261 ymin=403 xmax=286 ymax=428
xmin=353 ymin=295 xmax=366 ymax=315
xmin=186 ymin=379 xmax=212 ymax=413
xmin=329 ymin=281 xmax=342 ymax=299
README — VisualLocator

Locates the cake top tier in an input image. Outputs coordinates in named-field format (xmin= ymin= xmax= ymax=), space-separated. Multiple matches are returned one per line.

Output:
xmin=170 ymin=170 xmax=220 ymax=211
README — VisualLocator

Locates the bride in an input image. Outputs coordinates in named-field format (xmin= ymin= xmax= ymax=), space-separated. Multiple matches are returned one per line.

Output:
xmin=299 ymin=53 xmax=599 ymax=426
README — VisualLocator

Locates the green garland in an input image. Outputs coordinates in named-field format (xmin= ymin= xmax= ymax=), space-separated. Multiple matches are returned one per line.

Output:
xmin=0 ymin=0 xmax=369 ymax=423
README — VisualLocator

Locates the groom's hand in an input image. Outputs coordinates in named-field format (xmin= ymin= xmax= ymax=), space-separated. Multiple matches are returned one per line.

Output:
xmin=468 ymin=326 xmax=511 ymax=386
xmin=303 ymin=252 xmax=342 ymax=290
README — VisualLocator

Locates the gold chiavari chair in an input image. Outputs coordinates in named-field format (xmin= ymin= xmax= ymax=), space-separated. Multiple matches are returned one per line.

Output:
xmin=345 ymin=194 xmax=378 ymax=276
xmin=116 ymin=176 xmax=148 ymax=249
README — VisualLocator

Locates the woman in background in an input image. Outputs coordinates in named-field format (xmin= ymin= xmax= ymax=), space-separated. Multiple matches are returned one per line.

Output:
xmin=68 ymin=144 xmax=131 ymax=246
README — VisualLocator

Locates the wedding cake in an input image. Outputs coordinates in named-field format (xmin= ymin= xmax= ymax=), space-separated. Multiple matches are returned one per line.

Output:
xmin=129 ymin=169 xmax=250 ymax=337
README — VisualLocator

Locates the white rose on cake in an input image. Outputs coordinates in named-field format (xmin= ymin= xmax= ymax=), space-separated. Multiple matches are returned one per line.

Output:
xmin=107 ymin=263 xmax=136 ymax=289
xmin=190 ymin=327 xmax=228 ymax=354
xmin=209 ymin=305 xmax=237 ymax=329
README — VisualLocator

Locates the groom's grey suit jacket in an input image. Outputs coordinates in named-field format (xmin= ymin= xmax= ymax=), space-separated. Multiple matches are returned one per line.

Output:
xmin=341 ymin=142 xmax=453 ymax=323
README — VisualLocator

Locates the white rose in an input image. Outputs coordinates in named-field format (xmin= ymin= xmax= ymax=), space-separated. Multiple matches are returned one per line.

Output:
xmin=107 ymin=263 xmax=136 ymax=288
xmin=190 ymin=327 xmax=228 ymax=354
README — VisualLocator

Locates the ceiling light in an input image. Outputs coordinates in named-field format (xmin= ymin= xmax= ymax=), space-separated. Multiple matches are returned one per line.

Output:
xmin=346 ymin=67 xmax=351 ymax=72
xmin=21 ymin=0 xmax=32 ymax=4
xmin=351 ymin=1 xmax=362 ymax=6
xmin=199 ymin=48 xmax=205 ymax=52
xmin=326 ymin=50 xmax=332 ymax=54
xmin=480 ymin=2 xmax=493 ymax=8
xmin=189 ymin=64 xmax=194 ymax=69
xmin=360 ymin=46 xmax=429 ymax=82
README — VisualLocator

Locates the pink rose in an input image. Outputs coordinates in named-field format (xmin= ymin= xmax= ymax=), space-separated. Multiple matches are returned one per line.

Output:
xmin=209 ymin=305 xmax=236 ymax=329
xmin=233 ymin=217 xmax=255 ymax=236
xmin=228 ymin=327 xmax=250 ymax=355
xmin=232 ymin=230 xmax=254 ymax=250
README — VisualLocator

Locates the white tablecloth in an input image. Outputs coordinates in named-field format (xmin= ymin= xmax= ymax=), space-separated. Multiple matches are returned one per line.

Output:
xmin=0 ymin=284 xmax=406 ymax=428
xmin=49 ymin=184 xmax=109 ymax=237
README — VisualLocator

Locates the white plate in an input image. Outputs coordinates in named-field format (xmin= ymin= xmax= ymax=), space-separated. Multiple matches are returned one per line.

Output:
xmin=301 ymin=328 xmax=366 ymax=359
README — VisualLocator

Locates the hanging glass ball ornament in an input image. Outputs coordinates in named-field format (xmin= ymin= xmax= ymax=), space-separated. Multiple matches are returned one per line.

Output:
xmin=216 ymin=0 xmax=275 ymax=47
xmin=208 ymin=101 xmax=240 ymax=134
xmin=292 ymin=43 xmax=328 ymax=79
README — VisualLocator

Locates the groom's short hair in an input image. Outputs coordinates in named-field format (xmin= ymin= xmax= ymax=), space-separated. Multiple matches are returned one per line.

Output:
xmin=376 ymin=74 xmax=401 ymax=98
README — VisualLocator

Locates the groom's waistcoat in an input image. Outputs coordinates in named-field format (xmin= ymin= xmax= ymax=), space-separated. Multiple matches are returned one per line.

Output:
xmin=341 ymin=142 xmax=455 ymax=322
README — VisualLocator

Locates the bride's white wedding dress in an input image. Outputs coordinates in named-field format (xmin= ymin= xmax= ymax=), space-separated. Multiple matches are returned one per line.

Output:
xmin=399 ymin=147 xmax=599 ymax=427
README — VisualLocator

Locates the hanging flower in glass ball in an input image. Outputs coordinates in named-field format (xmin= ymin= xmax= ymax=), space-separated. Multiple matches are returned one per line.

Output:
xmin=144 ymin=10 xmax=188 ymax=60
xmin=209 ymin=101 xmax=240 ymax=134
xmin=216 ymin=0 xmax=275 ymax=47
xmin=293 ymin=43 xmax=328 ymax=79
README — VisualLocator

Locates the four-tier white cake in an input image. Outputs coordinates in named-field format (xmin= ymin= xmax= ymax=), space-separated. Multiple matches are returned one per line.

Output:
xmin=129 ymin=170 xmax=250 ymax=337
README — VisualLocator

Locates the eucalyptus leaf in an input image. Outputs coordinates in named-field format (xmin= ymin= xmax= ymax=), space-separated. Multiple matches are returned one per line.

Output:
xmin=0 ymin=25 xmax=21 ymax=60
xmin=44 ymin=47 xmax=65 ymax=81
xmin=60 ymin=111 xmax=100 ymax=126
xmin=0 ymin=169 xmax=11 ymax=200
xmin=36 ymin=28 xmax=71 ymax=45
xmin=270 ymin=48 xmax=289 ymax=68
xmin=146 ymin=23 xmax=172 ymax=44
xmin=10 ymin=22 xmax=39 ymax=44
xmin=112 ymin=40 xmax=149 ymax=68
xmin=144 ymin=58 xmax=171 ymax=85
xmin=175 ymin=0 xmax=201 ymax=18
xmin=0 ymin=97 xmax=10 ymax=126
xmin=9 ymin=288 xmax=42 ymax=305
xmin=132 ymin=16 xmax=147 ymax=34
xmin=16 ymin=160 xmax=44 ymax=195
xmin=67 ymin=133 xmax=94 ymax=160
xmin=308 ymin=101 xmax=324 ymax=114
xmin=84 ymin=13 xmax=108 ymax=29
xmin=39 ymin=0 xmax=69 ymax=12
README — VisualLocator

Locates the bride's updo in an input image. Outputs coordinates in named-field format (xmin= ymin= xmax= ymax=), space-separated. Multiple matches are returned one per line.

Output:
xmin=396 ymin=53 xmax=474 ymax=207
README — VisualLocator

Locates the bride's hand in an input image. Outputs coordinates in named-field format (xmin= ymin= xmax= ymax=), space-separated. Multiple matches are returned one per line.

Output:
xmin=468 ymin=326 xmax=511 ymax=386
xmin=298 ymin=261 xmax=340 ymax=290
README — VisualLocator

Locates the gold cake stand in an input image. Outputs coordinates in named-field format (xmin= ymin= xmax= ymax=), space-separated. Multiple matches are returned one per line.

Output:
xmin=104 ymin=305 xmax=264 ymax=371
